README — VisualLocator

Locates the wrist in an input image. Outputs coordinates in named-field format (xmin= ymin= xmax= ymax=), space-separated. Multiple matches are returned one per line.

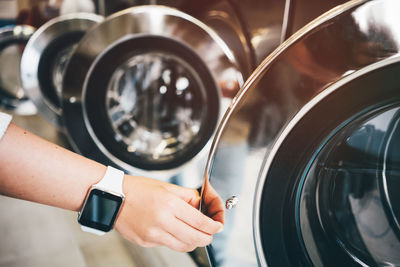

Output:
xmin=74 ymin=164 xmax=107 ymax=212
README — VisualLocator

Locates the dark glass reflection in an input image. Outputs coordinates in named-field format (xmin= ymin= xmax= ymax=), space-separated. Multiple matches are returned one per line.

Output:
xmin=37 ymin=31 xmax=84 ymax=110
xmin=105 ymin=51 xmax=206 ymax=163
xmin=80 ymin=191 xmax=119 ymax=226
xmin=51 ymin=45 xmax=74 ymax=99
xmin=299 ymin=105 xmax=400 ymax=266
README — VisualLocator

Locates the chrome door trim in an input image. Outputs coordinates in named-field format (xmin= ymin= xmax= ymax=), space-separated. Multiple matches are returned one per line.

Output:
xmin=280 ymin=0 xmax=292 ymax=43
xmin=20 ymin=13 xmax=103 ymax=127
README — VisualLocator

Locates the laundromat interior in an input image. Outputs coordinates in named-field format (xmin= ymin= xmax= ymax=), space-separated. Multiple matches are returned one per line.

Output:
xmin=1 ymin=0 xmax=400 ymax=266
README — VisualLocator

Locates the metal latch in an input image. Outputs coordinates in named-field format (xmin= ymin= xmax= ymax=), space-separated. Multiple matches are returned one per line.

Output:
xmin=225 ymin=196 xmax=239 ymax=209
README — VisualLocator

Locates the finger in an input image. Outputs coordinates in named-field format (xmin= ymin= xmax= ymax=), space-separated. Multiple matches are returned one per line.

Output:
xmin=203 ymin=194 xmax=225 ymax=224
xmin=165 ymin=216 xmax=213 ymax=248
xmin=162 ymin=233 xmax=196 ymax=252
xmin=116 ymin=221 xmax=159 ymax=248
xmin=160 ymin=231 xmax=197 ymax=252
xmin=204 ymin=202 xmax=225 ymax=225
xmin=202 ymin=184 xmax=225 ymax=224
xmin=165 ymin=184 xmax=200 ymax=207
xmin=173 ymin=198 xmax=223 ymax=235
xmin=137 ymin=229 xmax=192 ymax=251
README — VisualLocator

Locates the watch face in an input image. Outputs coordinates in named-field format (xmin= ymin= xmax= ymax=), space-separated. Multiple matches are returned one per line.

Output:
xmin=78 ymin=189 xmax=123 ymax=232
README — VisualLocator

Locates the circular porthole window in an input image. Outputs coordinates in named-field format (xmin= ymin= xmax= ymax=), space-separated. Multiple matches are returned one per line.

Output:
xmin=257 ymin=61 xmax=400 ymax=267
xmin=62 ymin=6 xmax=243 ymax=176
xmin=299 ymin=104 xmax=400 ymax=266
xmin=83 ymin=36 xmax=219 ymax=170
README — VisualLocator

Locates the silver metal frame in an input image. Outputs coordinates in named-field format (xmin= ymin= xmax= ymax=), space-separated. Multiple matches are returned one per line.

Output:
xmin=20 ymin=13 xmax=103 ymax=127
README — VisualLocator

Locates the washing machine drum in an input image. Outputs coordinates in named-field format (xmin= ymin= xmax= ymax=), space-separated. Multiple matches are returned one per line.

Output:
xmin=201 ymin=0 xmax=400 ymax=266
xmin=62 ymin=6 xmax=243 ymax=176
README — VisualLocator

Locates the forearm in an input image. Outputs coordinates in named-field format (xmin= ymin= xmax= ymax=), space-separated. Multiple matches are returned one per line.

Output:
xmin=0 ymin=123 xmax=106 ymax=211
xmin=0 ymin=123 xmax=224 ymax=252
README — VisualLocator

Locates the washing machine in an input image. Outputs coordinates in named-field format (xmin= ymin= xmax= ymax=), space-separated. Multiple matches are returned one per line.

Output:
xmin=20 ymin=13 xmax=103 ymax=127
xmin=61 ymin=5 xmax=245 ymax=182
xmin=17 ymin=0 xmax=333 ymax=183
xmin=200 ymin=0 xmax=400 ymax=266
xmin=0 ymin=0 xmax=102 ymax=119
xmin=58 ymin=0 xmax=313 ymax=184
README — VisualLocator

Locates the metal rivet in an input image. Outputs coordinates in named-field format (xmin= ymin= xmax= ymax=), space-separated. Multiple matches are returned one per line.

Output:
xmin=226 ymin=196 xmax=238 ymax=210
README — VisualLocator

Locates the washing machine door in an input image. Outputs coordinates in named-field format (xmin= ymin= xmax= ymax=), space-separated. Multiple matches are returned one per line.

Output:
xmin=62 ymin=5 xmax=243 ymax=180
xmin=201 ymin=0 xmax=400 ymax=266
xmin=20 ymin=13 xmax=103 ymax=127
xmin=0 ymin=25 xmax=36 ymax=115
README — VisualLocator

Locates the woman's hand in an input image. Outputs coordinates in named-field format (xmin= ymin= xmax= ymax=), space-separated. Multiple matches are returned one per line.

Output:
xmin=115 ymin=176 xmax=223 ymax=252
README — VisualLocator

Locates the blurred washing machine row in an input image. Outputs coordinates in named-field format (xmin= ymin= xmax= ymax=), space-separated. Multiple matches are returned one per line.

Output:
xmin=0 ymin=0 xmax=99 ymax=115
xmin=0 ymin=0 xmax=347 ymax=186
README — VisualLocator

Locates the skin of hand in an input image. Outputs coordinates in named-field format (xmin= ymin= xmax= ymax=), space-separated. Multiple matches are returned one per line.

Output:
xmin=116 ymin=176 xmax=223 ymax=252
xmin=200 ymin=181 xmax=225 ymax=226
xmin=0 ymin=123 xmax=223 ymax=252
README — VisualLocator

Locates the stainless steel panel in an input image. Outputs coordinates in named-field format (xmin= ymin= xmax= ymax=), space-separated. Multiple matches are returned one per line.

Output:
xmin=201 ymin=0 xmax=400 ymax=266
xmin=228 ymin=0 xmax=286 ymax=65
xmin=156 ymin=0 xmax=257 ymax=81
xmin=156 ymin=0 xmax=286 ymax=67
xmin=283 ymin=0 xmax=349 ymax=39
xmin=104 ymin=0 xmax=287 ymax=76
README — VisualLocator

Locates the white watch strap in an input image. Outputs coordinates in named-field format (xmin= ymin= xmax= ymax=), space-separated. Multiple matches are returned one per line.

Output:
xmin=80 ymin=225 xmax=106 ymax=236
xmin=0 ymin=112 xmax=12 ymax=142
xmin=94 ymin=166 xmax=125 ymax=196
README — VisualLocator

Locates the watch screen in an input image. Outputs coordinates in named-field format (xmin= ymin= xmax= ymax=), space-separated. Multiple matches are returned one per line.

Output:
xmin=78 ymin=189 xmax=123 ymax=232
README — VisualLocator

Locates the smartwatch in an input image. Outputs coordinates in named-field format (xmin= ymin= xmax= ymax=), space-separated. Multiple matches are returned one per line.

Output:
xmin=78 ymin=166 xmax=125 ymax=235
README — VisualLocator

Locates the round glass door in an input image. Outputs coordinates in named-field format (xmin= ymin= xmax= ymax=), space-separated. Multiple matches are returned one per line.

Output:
xmin=257 ymin=60 xmax=400 ymax=267
xmin=298 ymin=104 xmax=400 ymax=266
xmin=106 ymin=51 xmax=207 ymax=164
xmin=83 ymin=36 xmax=219 ymax=170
